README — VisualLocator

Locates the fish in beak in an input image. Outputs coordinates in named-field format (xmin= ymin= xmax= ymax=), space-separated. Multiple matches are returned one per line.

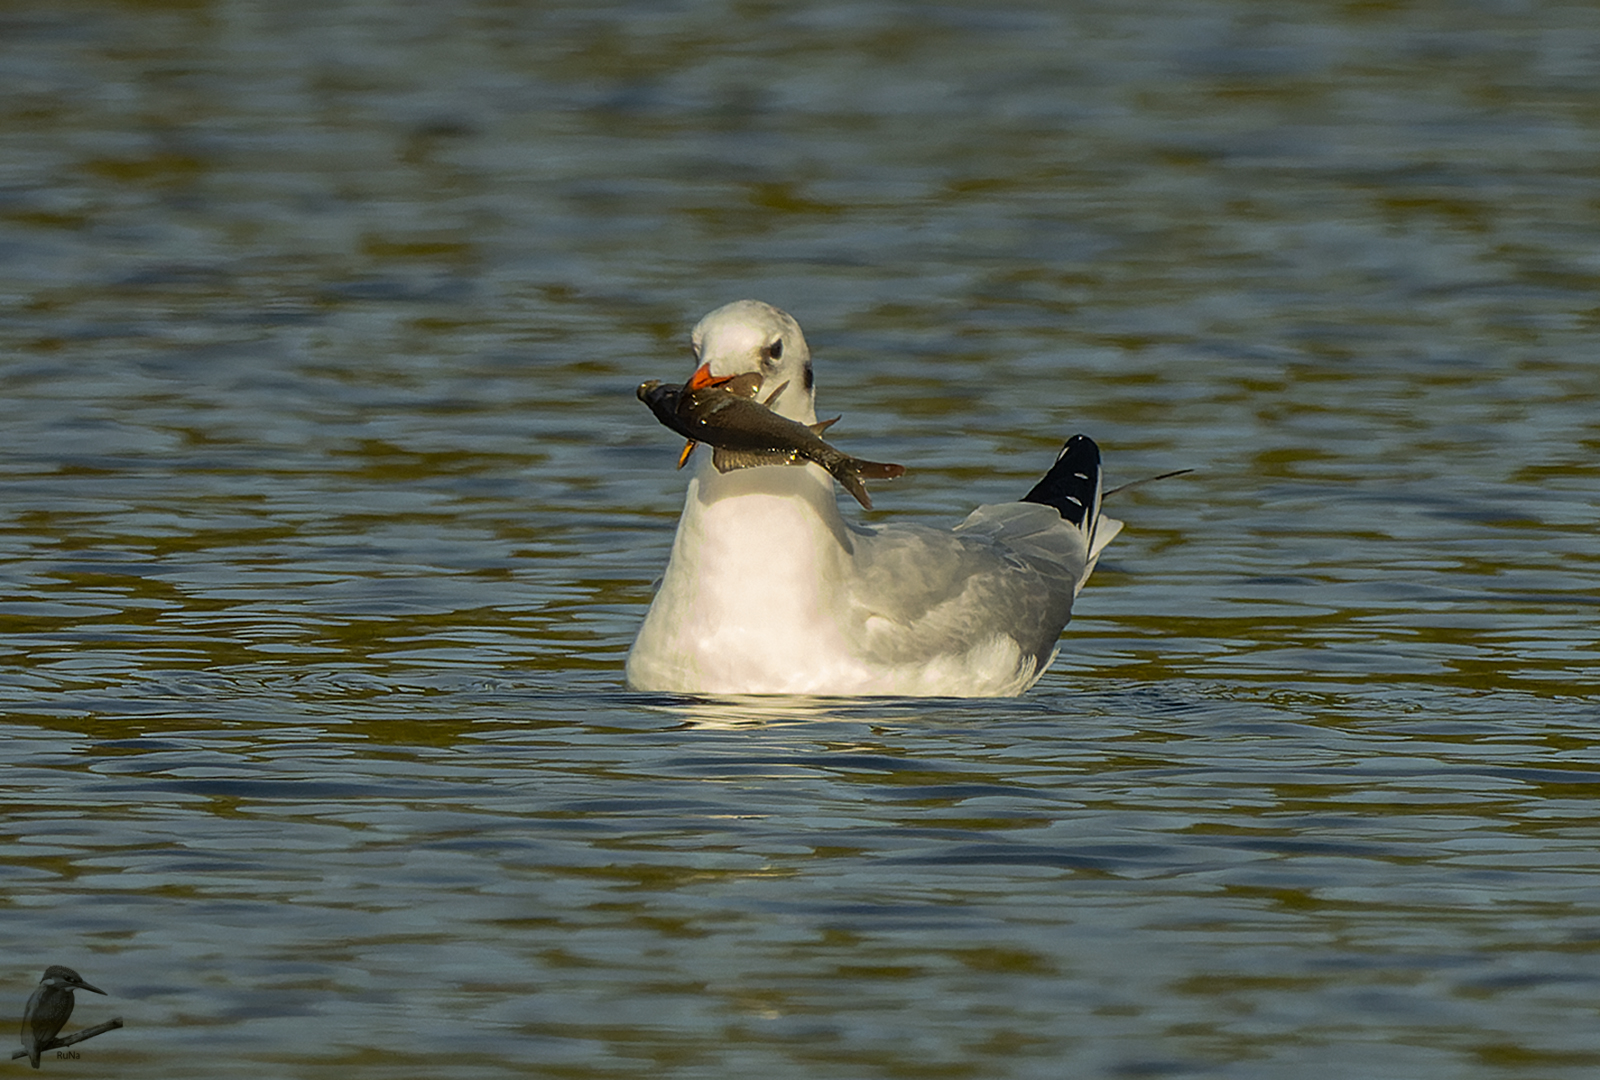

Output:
xmin=678 ymin=363 xmax=749 ymax=466
xmin=635 ymin=371 xmax=901 ymax=509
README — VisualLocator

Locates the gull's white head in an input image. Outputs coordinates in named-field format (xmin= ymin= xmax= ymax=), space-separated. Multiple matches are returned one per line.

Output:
xmin=690 ymin=300 xmax=816 ymax=424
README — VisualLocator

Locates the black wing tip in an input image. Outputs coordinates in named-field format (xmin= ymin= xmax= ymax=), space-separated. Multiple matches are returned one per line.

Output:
xmin=1020 ymin=434 xmax=1101 ymax=526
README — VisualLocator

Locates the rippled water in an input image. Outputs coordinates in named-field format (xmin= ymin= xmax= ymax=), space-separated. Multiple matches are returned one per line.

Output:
xmin=3 ymin=1 xmax=1598 ymax=1077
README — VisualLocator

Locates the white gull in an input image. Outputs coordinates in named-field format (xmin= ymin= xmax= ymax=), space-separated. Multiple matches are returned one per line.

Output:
xmin=626 ymin=299 xmax=1122 ymax=697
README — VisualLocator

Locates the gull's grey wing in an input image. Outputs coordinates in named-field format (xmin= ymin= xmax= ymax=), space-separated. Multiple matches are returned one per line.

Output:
xmin=844 ymin=502 xmax=1108 ymax=668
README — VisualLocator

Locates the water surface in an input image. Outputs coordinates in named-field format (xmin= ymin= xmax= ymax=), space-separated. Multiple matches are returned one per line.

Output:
xmin=2 ymin=1 xmax=1598 ymax=1077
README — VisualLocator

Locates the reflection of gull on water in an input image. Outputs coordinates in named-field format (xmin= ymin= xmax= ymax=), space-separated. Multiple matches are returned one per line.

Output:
xmin=642 ymin=693 xmax=848 ymax=731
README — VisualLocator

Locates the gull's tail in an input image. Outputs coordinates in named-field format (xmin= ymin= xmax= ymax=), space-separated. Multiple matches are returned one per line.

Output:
xmin=1020 ymin=434 xmax=1122 ymax=592
xmin=1021 ymin=434 xmax=1102 ymax=528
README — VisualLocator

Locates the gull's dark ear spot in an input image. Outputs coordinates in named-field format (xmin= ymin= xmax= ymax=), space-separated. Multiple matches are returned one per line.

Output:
xmin=803 ymin=362 xmax=814 ymax=390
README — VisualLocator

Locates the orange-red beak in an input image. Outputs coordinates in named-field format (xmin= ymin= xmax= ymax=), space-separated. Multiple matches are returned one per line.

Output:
xmin=677 ymin=364 xmax=741 ymax=467
xmin=687 ymin=362 xmax=736 ymax=391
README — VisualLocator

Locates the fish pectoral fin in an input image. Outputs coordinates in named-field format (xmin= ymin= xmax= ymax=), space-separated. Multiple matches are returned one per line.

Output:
xmin=761 ymin=381 xmax=791 ymax=407
xmin=724 ymin=372 xmax=765 ymax=398
xmin=810 ymin=416 xmax=841 ymax=434
xmin=677 ymin=440 xmax=697 ymax=469
xmin=710 ymin=446 xmax=802 ymax=473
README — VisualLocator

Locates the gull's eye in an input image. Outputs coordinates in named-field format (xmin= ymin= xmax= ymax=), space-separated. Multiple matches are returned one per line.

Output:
xmin=769 ymin=339 xmax=783 ymax=360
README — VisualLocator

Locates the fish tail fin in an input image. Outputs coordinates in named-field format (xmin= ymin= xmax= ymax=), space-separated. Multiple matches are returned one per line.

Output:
xmin=851 ymin=459 xmax=905 ymax=481
xmin=827 ymin=456 xmax=905 ymax=510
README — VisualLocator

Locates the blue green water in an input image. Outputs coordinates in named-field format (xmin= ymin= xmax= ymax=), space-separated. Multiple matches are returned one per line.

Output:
xmin=2 ymin=1 xmax=1598 ymax=1076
